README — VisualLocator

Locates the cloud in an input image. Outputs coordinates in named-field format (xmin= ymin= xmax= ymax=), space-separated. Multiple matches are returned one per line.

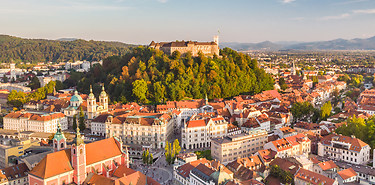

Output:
xmin=157 ymin=0 xmax=168 ymax=3
xmin=320 ymin=8 xmax=375 ymax=20
xmin=320 ymin=13 xmax=351 ymax=20
xmin=335 ymin=0 xmax=368 ymax=5
xmin=281 ymin=0 xmax=296 ymax=4
xmin=353 ymin=8 xmax=375 ymax=14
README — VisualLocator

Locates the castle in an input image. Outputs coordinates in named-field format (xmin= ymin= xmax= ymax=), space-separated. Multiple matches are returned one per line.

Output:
xmin=149 ymin=36 xmax=219 ymax=56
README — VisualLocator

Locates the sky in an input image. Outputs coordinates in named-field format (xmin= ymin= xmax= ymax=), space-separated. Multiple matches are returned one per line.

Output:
xmin=0 ymin=0 xmax=375 ymax=44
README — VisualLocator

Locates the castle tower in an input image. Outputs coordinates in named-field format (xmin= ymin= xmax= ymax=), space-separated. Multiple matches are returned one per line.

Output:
xmin=99 ymin=85 xmax=108 ymax=112
xmin=87 ymin=85 xmax=97 ymax=119
xmin=213 ymin=35 xmax=219 ymax=46
xmin=53 ymin=122 xmax=66 ymax=152
xmin=71 ymin=127 xmax=86 ymax=185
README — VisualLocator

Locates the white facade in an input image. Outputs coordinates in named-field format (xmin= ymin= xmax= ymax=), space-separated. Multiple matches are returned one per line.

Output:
xmin=318 ymin=135 xmax=371 ymax=165
xmin=3 ymin=112 xmax=68 ymax=133
xmin=181 ymin=116 xmax=228 ymax=150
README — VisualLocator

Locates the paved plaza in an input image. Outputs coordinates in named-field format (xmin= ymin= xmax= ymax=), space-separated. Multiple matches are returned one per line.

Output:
xmin=132 ymin=152 xmax=174 ymax=185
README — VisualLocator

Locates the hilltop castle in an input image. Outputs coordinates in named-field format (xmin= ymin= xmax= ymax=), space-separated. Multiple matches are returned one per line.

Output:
xmin=149 ymin=36 xmax=219 ymax=56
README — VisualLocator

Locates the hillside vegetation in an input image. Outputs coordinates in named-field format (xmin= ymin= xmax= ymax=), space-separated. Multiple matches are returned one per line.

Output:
xmin=0 ymin=35 xmax=133 ymax=63
xmin=76 ymin=47 xmax=274 ymax=104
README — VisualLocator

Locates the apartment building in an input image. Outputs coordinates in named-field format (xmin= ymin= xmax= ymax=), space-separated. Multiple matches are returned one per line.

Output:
xmin=91 ymin=112 xmax=173 ymax=149
xmin=318 ymin=134 xmax=371 ymax=165
xmin=0 ymin=163 xmax=29 ymax=185
xmin=3 ymin=111 xmax=67 ymax=133
xmin=181 ymin=115 xmax=228 ymax=150
xmin=211 ymin=129 xmax=268 ymax=164
xmin=264 ymin=133 xmax=311 ymax=158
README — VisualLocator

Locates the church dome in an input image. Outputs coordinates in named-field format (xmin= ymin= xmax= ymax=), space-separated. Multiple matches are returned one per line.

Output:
xmin=71 ymin=90 xmax=83 ymax=102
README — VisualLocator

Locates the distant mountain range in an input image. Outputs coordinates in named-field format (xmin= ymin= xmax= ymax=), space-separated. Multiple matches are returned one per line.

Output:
xmin=221 ymin=36 xmax=375 ymax=51
xmin=56 ymin=38 xmax=79 ymax=41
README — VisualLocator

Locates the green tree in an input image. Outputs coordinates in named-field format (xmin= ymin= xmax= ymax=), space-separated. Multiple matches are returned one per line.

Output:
xmin=148 ymin=153 xmax=153 ymax=165
xmin=29 ymin=76 xmax=41 ymax=90
xmin=279 ymin=77 xmax=288 ymax=90
xmin=153 ymin=82 xmax=165 ymax=104
xmin=291 ymin=101 xmax=317 ymax=123
xmin=336 ymin=115 xmax=375 ymax=150
xmin=132 ymin=79 xmax=148 ymax=103
xmin=73 ymin=114 xmax=77 ymax=131
xmin=55 ymin=80 xmax=63 ymax=91
xmin=321 ymin=101 xmax=332 ymax=120
xmin=173 ymin=139 xmax=181 ymax=157
xmin=79 ymin=107 xmax=86 ymax=131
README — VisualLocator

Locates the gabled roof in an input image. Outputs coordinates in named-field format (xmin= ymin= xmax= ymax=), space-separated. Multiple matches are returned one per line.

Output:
xmin=338 ymin=168 xmax=357 ymax=180
xmin=318 ymin=160 xmax=337 ymax=171
xmin=295 ymin=168 xmax=336 ymax=185
xmin=30 ymin=137 xmax=123 ymax=179
xmin=29 ymin=149 xmax=73 ymax=179
xmin=86 ymin=137 xmax=123 ymax=165
xmin=320 ymin=134 xmax=369 ymax=152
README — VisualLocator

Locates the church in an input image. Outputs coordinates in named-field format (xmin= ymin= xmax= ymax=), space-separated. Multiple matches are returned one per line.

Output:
xmin=28 ymin=123 xmax=130 ymax=185
xmin=149 ymin=36 xmax=220 ymax=56
xmin=63 ymin=85 xmax=109 ymax=124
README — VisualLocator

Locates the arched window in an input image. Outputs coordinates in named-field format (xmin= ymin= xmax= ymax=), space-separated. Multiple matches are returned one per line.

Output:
xmin=73 ymin=149 xmax=76 ymax=155
xmin=61 ymin=143 xmax=64 ymax=148
xmin=80 ymin=149 xmax=83 ymax=154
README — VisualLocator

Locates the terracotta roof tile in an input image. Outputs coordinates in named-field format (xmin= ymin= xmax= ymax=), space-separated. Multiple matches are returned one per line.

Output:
xmin=338 ymin=168 xmax=357 ymax=180
xmin=318 ymin=160 xmax=337 ymax=171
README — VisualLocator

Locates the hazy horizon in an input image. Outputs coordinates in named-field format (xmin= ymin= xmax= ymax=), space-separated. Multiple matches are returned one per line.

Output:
xmin=1 ymin=0 xmax=375 ymax=45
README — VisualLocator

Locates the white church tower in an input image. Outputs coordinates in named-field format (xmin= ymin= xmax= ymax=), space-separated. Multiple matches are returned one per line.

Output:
xmin=87 ymin=86 xmax=97 ymax=120
xmin=99 ymin=85 xmax=108 ymax=112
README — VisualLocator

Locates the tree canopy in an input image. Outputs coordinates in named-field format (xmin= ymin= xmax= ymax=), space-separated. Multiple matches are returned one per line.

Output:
xmin=76 ymin=47 xmax=274 ymax=104
xmin=336 ymin=116 xmax=375 ymax=150
xmin=320 ymin=101 xmax=332 ymax=120
xmin=0 ymin=35 xmax=133 ymax=63
xmin=7 ymin=81 xmax=57 ymax=108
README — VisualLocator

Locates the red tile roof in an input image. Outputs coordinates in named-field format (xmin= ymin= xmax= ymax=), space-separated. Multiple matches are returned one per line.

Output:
xmin=186 ymin=119 xmax=207 ymax=128
xmin=295 ymin=168 xmax=336 ymax=185
xmin=318 ymin=160 xmax=337 ymax=171
xmin=320 ymin=134 xmax=368 ymax=152
xmin=30 ymin=137 xmax=123 ymax=179
xmin=338 ymin=168 xmax=357 ymax=180
xmin=29 ymin=149 xmax=73 ymax=179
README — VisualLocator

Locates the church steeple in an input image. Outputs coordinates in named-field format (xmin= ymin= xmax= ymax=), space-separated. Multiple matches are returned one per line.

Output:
xmin=87 ymin=85 xmax=97 ymax=119
xmin=99 ymin=84 xmax=108 ymax=111
xmin=73 ymin=126 xmax=85 ymax=146
xmin=53 ymin=122 xmax=66 ymax=152
xmin=71 ymin=125 xmax=86 ymax=184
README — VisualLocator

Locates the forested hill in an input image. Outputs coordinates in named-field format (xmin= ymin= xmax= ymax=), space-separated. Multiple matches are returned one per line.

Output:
xmin=0 ymin=35 xmax=134 ymax=63
xmin=76 ymin=47 xmax=274 ymax=104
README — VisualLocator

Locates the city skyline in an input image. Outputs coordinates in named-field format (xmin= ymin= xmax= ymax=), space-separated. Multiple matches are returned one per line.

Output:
xmin=1 ymin=0 xmax=375 ymax=44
